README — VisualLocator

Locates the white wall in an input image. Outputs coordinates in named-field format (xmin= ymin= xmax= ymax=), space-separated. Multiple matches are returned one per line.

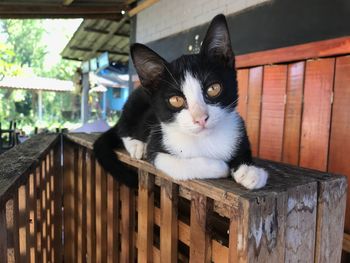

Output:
xmin=136 ymin=0 xmax=270 ymax=43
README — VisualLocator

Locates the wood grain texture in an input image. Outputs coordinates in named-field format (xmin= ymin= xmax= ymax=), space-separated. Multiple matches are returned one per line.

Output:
xmin=236 ymin=36 xmax=350 ymax=68
xmin=63 ymin=143 xmax=76 ymax=262
xmin=300 ymin=58 xmax=335 ymax=171
xmin=282 ymin=62 xmax=305 ymax=165
xmin=189 ymin=193 xmax=213 ymax=263
xmin=53 ymin=145 xmax=62 ymax=263
xmin=237 ymin=69 xmax=249 ymax=121
xmin=120 ymin=184 xmax=135 ymax=263
xmin=40 ymin=159 xmax=47 ymax=262
xmin=259 ymin=65 xmax=287 ymax=161
xmin=137 ymin=170 xmax=154 ymax=263
xmin=107 ymin=173 xmax=119 ymax=263
xmin=0 ymin=204 xmax=7 ymax=262
xmin=246 ymin=66 xmax=263 ymax=156
xmin=35 ymin=166 xmax=42 ymax=259
xmin=328 ymin=56 xmax=350 ymax=233
xmin=95 ymin=161 xmax=107 ymax=263
xmin=86 ymin=150 xmax=96 ymax=263
xmin=160 ymin=179 xmax=178 ymax=263
xmin=17 ymin=184 xmax=27 ymax=262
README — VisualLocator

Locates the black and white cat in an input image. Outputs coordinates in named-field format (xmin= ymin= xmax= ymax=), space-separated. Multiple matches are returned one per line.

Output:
xmin=93 ymin=14 xmax=268 ymax=190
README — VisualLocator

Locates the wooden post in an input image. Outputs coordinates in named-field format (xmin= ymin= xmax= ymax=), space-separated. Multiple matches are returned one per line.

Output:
xmin=86 ymin=151 xmax=96 ymax=263
xmin=0 ymin=204 xmax=7 ymax=262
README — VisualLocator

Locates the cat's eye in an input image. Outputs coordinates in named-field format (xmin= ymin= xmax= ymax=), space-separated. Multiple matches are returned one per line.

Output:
xmin=207 ymin=83 xmax=222 ymax=98
xmin=169 ymin=96 xmax=185 ymax=109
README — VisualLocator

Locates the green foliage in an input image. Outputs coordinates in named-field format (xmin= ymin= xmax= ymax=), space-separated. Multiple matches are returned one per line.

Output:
xmin=0 ymin=19 xmax=82 ymax=134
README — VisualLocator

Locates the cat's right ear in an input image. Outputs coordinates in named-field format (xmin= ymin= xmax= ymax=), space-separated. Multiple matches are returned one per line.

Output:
xmin=130 ymin=43 xmax=167 ymax=88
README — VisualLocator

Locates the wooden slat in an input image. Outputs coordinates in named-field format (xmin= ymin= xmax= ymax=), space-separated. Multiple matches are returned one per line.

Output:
xmin=95 ymin=162 xmax=107 ymax=263
xmin=27 ymin=172 xmax=37 ymax=263
xmin=73 ymin=148 xmax=79 ymax=261
xmin=63 ymin=143 xmax=75 ymax=262
xmin=282 ymin=61 xmax=305 ymax=165
xmin=259 ymin=65 xmax=287 ymax=161
xmin=246 ymin=66 xmax=263 ymax=156
xmin=6 ymin=199 xmax=15 ymax=262
xmin=300 ymin=58 xmax=335 ymax=171
xmin=189 ymin=193 xmax=212 ymax=263
xmin=137 ymin=170 xmax=154 ymax=263
xmin=18 ymin=184 xmax=27 ymax=262
xmin=13 ymin=192 xmax=20 ymax=262
xmin=344 ymin=233 xmax=350 ymax=253
xmin=120 ymin=184 xmax=135 ymax=263
xmin=237 ymin=69 xmax=249 ymax=121
xmin=41 ymin=159 xmax=47 ymax=262
xmin=25 ymin=180 xmax=30 ymax=263
xmin=328 ymin=56 xmax=350 ymax=233
xmin=45 ymin=154 xmax=52 ymax=261
xmin=160 ymin=179 xmax=178 ymax=263
xmin=53 ymin=145 xmax=62 ymax=263
xmin=35 ymin=166 xmax=42 ymax=260
xmin=107 ymin=173 xmax=120 ymax=263
xmin=236 ymin=36 xmax=350 ymax=68
xmin=0 ymin=204 xmax=7 ymax=262
xmin=77 ymin=148 xmax=87 ymax=262
xmin=86 ymin=151 xmax=96 ymax=263
xmin=49 ymin=150 xmax=55 ymax=263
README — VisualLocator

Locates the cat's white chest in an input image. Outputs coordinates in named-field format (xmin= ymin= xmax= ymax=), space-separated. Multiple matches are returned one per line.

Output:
xmin=161 ymin=111 xmax=242 ymax=161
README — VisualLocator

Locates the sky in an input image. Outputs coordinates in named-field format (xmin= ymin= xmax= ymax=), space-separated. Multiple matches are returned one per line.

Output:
xmin=42 ymin=19 xmax=82 ymax=69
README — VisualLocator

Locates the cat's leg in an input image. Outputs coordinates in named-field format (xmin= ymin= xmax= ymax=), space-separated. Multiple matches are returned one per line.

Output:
xmin=154 ymin=153 xmax=229 ymax=180
xmin=122 ymin=137 xmax=146 ymax=160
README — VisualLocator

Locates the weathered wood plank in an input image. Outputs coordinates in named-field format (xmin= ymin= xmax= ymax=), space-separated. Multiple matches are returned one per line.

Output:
xmin=27 ymin=171 xmax=37 ymax=263
xmin=246 ymin=66 xmax=263 ymax=156
xmin=53 ymin=145 xmax=62 ymax=263
xmin=343 ymin=233 xmax=350 ymax=253
xmin=237 ymin=69 xmax=249 ymax=121
xmin=120 ymin=184 xmax=135 ymax=263
xmin=95 ymin=161 xmax=107 ymax=263
xmin=229 ymin=201 xmax=247 ymax=263
xmin=86 ymin=150 xmax=96 ymax=263
xmin=40 ymin=159 xmax=47 ymax=262
xmin=300 ymin=58 xmax=335 ymax=171
xmin=107 ymin=173 xmax=119 ymax=263
xmin=35 ymin=166 xmax=42 ymax=260
xmin=45 ymin=154 xmax=52 ymax=261
xmin=17 ymin=184 xmax=28 ymax=262
xmin=0 ymin=204 xmax=7 ymax=262
xmin=0 ymin=134 xmax=59 ymax=206
xmin=189 ymin=193 xmax=212 ymax=263
xmin=259 ymin=65 xmax=287 ymax=161
xmin=137 ymin=170 xmax=154 ymax=263
xmin=328 ymin=55 xmax=350 ymax=233
xmin=282 ymin=61 xmax=304 ymax=165
xmin=63 ymin=142 xmax=76 ymax=262
xmin=160 ymin=179 xmax=178 ymax=263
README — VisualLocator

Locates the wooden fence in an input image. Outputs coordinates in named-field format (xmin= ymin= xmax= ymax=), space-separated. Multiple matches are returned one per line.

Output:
xmin=0 ymin=133 xmax=347 ymax=262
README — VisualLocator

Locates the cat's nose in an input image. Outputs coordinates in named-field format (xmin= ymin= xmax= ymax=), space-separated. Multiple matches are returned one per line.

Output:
xmin=194 ymin=115 xmax=209 ymax=128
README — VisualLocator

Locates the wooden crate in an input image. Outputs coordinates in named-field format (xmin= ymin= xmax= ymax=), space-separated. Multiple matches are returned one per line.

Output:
xmin=64 ymin=133 xmax=347 ymax=263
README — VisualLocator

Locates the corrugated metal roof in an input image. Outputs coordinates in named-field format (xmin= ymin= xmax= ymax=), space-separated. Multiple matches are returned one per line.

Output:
xmin=61 ymin=18 xmax=130 ymax=64
xmin=0 ymin=76 xmax=74 ymax=92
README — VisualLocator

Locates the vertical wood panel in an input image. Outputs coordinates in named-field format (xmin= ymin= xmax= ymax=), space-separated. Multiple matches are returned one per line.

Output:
xmin=189 ymin=193 xmax=212 ymax=263
xmin=6 ymin=199 xmax=15 ymax=262
xmin=27 ymin=172 xmax=37 ymax=263
xmin=300 ymin=58 xmax=335 ymax=171
xmin=77 ymin=148 xmax=87 ymax=263
xmin=95 ymin=162 xmax=107 ymax=263
xmin=63 ymin=143 xmax=75 ymax=262
xmin=53 ymin=145 xmax=62 ymax=263
xmin=25 ymin=180 xmax=31 ymax=263
xmin=35 ymin=166 xmax=42 ymax=259
xmin=282 ymin=61 xmax=305 ymax=165
xmin=259 ymin=65 xmax=287 ymax=161
xmin=41 ymin=159 xmax=47 ymax=262
xmin=18 ymin=185 xmax=27 ymax=262
xmin=246 ymin=66 xmax=263 ymax=156
xmin=13 ymin=192 xmax=20 ymax=262
xmin=120 ymin=184 xmax=135 ymax=263
xmin=107 ymin=173 xmax=120 ymax=263
xmin=328 ymin=55 xmax=350 ymax=233
xmin=45 ymin=154 xmax=52 ymax=261
xmin=0 ymin=204 xmax=7 ymax=262
xmin=137 ymin=170 xmax=154 ymax=263
xmin=160 ymin=180 xmax=178 ymax=263
xmin=237 ymin=69 xmax=249 ymax=121
xmin=86 ymin=151 xmax=96 ymax=263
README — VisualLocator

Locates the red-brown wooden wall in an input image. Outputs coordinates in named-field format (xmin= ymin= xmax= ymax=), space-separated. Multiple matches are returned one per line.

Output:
xmin=235 ymin=37 xmax=350 ymax=234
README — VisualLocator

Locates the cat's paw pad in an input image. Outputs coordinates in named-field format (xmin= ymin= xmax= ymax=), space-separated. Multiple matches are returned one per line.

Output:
xmin=231 ymin=164 xmax=268 ymax=190
xmin=122 ymin=137 xmax=145 ymax=160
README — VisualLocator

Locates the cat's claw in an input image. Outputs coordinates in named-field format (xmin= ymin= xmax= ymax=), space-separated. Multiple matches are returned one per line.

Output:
xmin=122 ymin=137 xmax=145 ymax=160
xmin=232 ymin=164 xmax=268 ymax=190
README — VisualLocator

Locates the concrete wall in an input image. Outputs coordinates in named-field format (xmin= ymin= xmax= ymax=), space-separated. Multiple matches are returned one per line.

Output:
xmin=136 ymin=0 xmax=270 ymax=43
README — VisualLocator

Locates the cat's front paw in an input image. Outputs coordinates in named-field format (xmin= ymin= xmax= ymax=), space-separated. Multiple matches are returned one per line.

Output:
xmin=122 ymin=137 xmax=145 ymax=160
xmin=231 ymin=164 xmax=268 ymax=190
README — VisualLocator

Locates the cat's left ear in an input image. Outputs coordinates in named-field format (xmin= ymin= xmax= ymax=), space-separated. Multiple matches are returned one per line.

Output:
xmin=200 ymin=14 xmax=234 ymax=68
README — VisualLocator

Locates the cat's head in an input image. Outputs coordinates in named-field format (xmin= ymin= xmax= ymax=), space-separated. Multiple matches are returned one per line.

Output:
xmin=131 ymin=14 xmax=238 ymax=135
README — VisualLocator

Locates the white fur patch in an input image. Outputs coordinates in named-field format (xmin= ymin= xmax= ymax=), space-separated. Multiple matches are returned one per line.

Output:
xmin=232 ymin=164 xmax=268 ymax=190
xmin=122 ymin=137 xmax=145 ymax=159
xmin=154 ymin=153 xmax=229 ymax=180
